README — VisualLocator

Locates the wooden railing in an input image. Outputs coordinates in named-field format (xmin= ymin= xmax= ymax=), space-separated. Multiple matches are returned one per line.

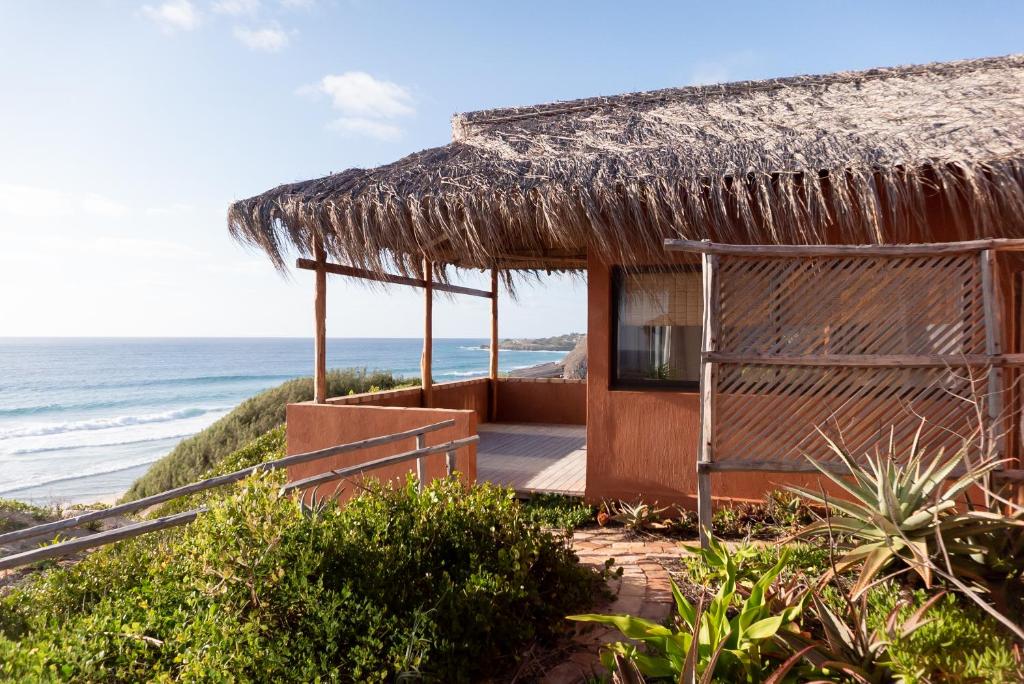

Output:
xmin=0 ymin=420 xmax=478 ymax=572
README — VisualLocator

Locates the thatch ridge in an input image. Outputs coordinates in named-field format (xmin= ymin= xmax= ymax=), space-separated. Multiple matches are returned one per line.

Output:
xmin=229 ymin=54 xmax=1024 ymax=278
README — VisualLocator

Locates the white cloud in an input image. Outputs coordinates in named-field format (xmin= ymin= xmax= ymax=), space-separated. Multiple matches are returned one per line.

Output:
xmin=233 ymin=25 xmax=290 ymax=51
xmin=141 ymin=0 xmax=201 ymax=33
xmin=311 ymin=71 xmax=414 ymax=119
xmin=327 ymin=117 xmax=403 ymax=142
xmin=280 ymin=0 xmax=314 ymax=8
xmin=212 ymin=0 xmax=260 ymax=15
xmin=0 ymin=184 xmax=130 ymax=219
xmin=301 ymin=71 xmax=415 ymax=140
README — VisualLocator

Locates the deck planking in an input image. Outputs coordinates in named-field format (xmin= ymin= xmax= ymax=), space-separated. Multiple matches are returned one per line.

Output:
xmin=476 ymin=423 xmax=586 ymax=496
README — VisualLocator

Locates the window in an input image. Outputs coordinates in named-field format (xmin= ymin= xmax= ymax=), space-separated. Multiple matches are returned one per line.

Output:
xmin=611 ymin=266 xmax=703 ymax=390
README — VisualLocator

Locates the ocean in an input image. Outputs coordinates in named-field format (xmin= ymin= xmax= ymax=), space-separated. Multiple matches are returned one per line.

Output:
xmin=0 ymin=338 xmax=567 ymax=505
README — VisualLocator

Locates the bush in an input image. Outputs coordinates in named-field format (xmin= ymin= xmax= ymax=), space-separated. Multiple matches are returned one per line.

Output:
xmin=0 ymin=476 xmax=601 ymax=682
xmin=520 ymin=493 xmax=595 ymax=531
xmin=123 ymin=368 xmax=408 ymax=501
xmin=868 ymin=585 xmax=1023 ymax=683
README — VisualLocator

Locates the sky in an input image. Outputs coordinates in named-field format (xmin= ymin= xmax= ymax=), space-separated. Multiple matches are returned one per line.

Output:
xmin=0 ymin=1 xmax=1022 ymax=338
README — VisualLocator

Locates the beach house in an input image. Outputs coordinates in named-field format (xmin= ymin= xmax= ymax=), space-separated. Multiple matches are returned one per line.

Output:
xmin=229 ymin=55 xmax=1024 ymax=528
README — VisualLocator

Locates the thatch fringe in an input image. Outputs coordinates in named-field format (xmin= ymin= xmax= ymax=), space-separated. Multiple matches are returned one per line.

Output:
xmin=227 ymin=55 xmax=1024 ymax=279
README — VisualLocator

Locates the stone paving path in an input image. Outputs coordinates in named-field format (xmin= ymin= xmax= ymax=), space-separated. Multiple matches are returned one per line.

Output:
xmin=541 ymin=528 xmax=695 ymax=684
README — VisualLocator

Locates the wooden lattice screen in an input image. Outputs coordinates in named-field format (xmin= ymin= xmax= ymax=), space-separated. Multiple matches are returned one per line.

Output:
xmin=663 ymin=239 xmax=1024 ymax=542
xmin=712 ymin=252 xmax=990 ymax=469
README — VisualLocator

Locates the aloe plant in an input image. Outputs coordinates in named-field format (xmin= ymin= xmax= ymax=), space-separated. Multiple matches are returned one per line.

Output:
xmin=777 ymin=588 xmax=946 ymax=684
xmin=569 ymin=546 xmax=803 ymax=682
xmin=787 ymin=428 xmax=1021 ymax=596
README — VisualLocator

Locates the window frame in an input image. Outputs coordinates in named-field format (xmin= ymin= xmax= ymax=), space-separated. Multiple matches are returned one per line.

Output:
xmin=609 ymin=264 xmax=703 ymax=392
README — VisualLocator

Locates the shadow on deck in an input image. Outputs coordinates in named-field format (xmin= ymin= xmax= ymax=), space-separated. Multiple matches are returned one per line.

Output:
xmin=476 ymin=423 xmax=586 ymax=496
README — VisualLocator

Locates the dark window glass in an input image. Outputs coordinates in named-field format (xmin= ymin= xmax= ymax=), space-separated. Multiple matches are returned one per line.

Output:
xmin=612 ymin=267 xmax=703 ymax=389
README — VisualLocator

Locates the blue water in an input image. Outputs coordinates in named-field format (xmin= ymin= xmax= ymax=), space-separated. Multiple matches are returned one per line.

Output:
xmin=0 ymin=338 xmax=566 ymax=505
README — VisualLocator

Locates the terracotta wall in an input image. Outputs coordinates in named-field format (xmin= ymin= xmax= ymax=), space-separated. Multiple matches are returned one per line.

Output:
xmin=432 ymin=378 xmax=489 ymax=422
xmin=286 ymin=403 xmax=477 ymax=504
xmin=496 ymin=378 xmax=586 ymax=425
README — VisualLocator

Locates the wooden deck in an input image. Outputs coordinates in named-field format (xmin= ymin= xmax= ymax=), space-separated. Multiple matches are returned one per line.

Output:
xmin=476 ymin=423 xmax=587 ymax=496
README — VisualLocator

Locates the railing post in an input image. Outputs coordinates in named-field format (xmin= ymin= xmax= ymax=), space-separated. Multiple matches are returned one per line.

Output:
xmin=446 ymin=449 xmax=456 ymax=477
xmin=416 ymin=432 xmax=426 ymax=492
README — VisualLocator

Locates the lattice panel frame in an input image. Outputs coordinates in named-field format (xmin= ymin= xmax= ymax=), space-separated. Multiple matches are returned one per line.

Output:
xmin=705 ymin=251 xmax=1001 ymax=472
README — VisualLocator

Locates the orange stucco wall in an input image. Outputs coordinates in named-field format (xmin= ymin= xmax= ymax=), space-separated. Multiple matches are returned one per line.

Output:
xmin=431 ymin=378 xmax=489 ymax=422
xmin=496 ymin=378 xmax=587 ymax=425
xmin=286 ymin=403 xmax=477 ymax=504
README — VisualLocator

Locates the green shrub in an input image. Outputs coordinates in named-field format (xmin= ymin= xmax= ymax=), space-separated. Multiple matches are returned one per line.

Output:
xmin=331 ymin=478 xmax=601 ymax=680
xmin=0 ymin=498 xmax=52 ymax=533
xmin=868 ymin=585 xmax=1023 ymax=683
xmin=0 ymin=476 xmax=601 ymax=682
xmin=123 ymin=368 xmax=406 ymax=501
xmin=520 ymin=493 xmax=595 ymax=531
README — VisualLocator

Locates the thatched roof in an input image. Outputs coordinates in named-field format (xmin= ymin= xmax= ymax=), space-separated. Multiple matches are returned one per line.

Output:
xmin=229 ymin=54 xmax=1024 ymax=276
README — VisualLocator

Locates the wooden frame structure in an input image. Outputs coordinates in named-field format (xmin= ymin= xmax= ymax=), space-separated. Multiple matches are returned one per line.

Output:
xmin=296 ymin=255 xmax=500 ymax=415
xmin=666 ymin=239 xmax=1024 ymax=545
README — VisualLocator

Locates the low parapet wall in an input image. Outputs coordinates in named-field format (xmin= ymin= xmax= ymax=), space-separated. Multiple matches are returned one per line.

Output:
xmin=496 ymin=377 xmax=586 ymax=425
xmin=286 ymin=402 xmax=477 ymax=504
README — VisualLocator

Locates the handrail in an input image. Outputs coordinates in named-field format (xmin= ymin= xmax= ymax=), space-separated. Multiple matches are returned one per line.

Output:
xmin=0 ymin=419 xmax=456 ymax=546
xmin=0 ymin=432 xmax=479 ymax=573
xmin=0 ymin=433 xmax=478 ymax=572
xmin=0 ymin=510 xmax=203 ymax=572
xmin=282 ymin=435 xmax=479 ymax=494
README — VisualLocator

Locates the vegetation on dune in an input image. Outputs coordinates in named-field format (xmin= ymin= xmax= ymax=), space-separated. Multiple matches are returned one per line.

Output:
xmin=0 ymin=476 xmax=603 ymax=682
xmin=123 ymin=368 xmax=408 ymax=501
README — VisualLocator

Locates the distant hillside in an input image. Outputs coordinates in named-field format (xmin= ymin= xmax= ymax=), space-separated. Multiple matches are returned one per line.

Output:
xmin=123 ymin=369 xmax=408 ymax=501
xmin=491 ymin=332 xmax=584 ymax=351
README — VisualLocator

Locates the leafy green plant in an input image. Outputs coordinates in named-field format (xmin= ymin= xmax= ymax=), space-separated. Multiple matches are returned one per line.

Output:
xmin=870 ymin=585 xmax=1024 ymax=683
xmin=786 ymin=429 xmax=1021 ymax=596
xmin=570 ymin=543 xmax=803 ymax=681
xmin=520 ymin=493 xmax=595 ymax=531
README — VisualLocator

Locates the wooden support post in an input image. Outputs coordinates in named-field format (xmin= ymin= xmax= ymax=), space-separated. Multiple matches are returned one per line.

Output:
xmin=981 ymin=250 xmax=1005 ymax=459
xmin=313 ymin=238 xmax=328 ymax=404
xmin=489 ymin=269 xmax=499 ymax=421
xmin=416 ymin=433 xmax=426 ymax=492
xmin=446 ymin=449 xmax=456 ymax=477
xmin=421 ymin=258 xmax=433 ymax=408
xmin=697 ymin=251 xmax=720 ymax=547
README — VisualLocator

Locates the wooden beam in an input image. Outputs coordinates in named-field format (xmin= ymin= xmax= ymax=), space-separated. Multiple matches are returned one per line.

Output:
xmin=421 ymin=258 xmax=433 ymax=408
xmin=704 ymin=352 xmax=1024 ymax=367
xmin=664 ymin=237 xmax=1024 ymax=257
xmin=295 ymin=259 xmax=492 ymax=298
xmin=313 ymin=241 xmax=327 ymax=404
xmin=489 ymin=269 xmax=499 ymax=420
